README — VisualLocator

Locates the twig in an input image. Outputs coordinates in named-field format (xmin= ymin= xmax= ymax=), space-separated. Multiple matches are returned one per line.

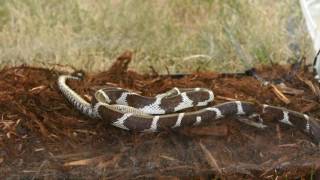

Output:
xmin=297 ymin=75 xmax=320 ymax=99
xmin=270 ymin=84 xmax=291 ymax=104
xmin=278 ymin=143 xmax=298 ymax=148
xmin=276 ymin=125 xmax=282 ymax=143
xmin=29 ymin=85 xmax=47 ymax=93
xmin=198 ymin=141 xmax=222 ymax=174
xmin=276 ymin=84 xmax=304 ymax=95
xmin=216 ymin=95 xmax=237 ymax=101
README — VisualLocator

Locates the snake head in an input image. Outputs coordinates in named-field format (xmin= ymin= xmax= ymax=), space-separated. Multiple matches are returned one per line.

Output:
xmin=71 ymin=70 xmax=85 ymax=80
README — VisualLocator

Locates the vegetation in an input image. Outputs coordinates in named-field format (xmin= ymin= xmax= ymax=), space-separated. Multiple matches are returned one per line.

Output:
xmin=0 ymin=0 xmax=313 ymax=73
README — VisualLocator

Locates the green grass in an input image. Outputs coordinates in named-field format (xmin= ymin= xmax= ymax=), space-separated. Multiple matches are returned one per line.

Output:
xmin=0 ymin=0 xmax=314 ymax=73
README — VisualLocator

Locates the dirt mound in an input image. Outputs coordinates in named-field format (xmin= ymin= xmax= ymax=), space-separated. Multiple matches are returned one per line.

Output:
xmin=0 ymin=52 xmax=320 ymax=179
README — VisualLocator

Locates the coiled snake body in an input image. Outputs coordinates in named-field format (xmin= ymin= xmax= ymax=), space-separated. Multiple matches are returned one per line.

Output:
xmin=58 ymin=73 xmax=320 ymax=143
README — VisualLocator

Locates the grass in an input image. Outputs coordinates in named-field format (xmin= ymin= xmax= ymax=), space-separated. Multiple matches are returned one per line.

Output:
xmin=0 ymin=0 xmax=314 ymax=73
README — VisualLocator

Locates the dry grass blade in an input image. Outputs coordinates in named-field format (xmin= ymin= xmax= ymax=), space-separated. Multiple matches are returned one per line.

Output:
xmin=64 ymin=155 xmax=106 ymax=167
xmin=183 ymin=54 xmax=211 ymax=61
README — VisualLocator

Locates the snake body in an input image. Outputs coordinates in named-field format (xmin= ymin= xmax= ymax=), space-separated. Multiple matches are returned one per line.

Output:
xmin=93 ymin=86 xmax=214 ymax=115
xmin=58 ymin=74 xmax=320 ymax=143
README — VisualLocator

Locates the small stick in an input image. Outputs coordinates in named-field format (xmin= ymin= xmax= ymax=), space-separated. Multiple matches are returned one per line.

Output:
xmin=296 ymin=74 xmax=320 ymax=98
xmin=198 ymin=141 xmax=222 ymax=174
xmin=276 ymin=124 xmax=282 ymax=143
xmin=270 ymin=84 xmax=291 ymax=104
xmin=29 ymin=85 xmax=47 ymax=93
xmin=83 ymin=94 xmax=92 ymax=102
xmin=276 ymin=84 xmax=304 ymax=95
xmin=278 ymin=143 xmax=298 ymax=148
xmin=216 ymin=95 xmax=237 ymax=101
xmin=304 ymin=79 xmax=320 ymax=98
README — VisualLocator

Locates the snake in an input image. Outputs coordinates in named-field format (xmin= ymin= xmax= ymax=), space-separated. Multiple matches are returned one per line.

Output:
xmin=57 ymin=72 xmax=320 ymax=143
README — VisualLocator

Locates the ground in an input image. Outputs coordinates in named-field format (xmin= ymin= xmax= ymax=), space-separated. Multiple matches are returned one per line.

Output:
xmin=0 ymin=52 xmax=319 ymax=179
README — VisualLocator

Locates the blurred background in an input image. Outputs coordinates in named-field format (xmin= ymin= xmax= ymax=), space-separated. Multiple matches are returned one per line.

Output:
xmin=0 ymin=0 xmax=315 ymax=73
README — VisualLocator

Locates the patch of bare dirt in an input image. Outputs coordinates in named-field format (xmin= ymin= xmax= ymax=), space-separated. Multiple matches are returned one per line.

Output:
xmin=0 ymin=52 xmax=319 ymax=179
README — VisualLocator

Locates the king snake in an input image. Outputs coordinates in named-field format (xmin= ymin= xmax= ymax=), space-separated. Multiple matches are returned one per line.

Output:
xmin=57 ymin=72 xmax=320 ymax=143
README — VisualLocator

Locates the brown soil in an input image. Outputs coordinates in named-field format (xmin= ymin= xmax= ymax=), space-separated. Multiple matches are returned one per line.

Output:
xmin=0 ymin=51 xmax=320 ymax=179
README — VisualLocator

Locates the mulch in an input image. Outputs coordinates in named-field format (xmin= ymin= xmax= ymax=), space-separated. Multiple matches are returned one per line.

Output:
xmin=0 ymin=51 xmax=320 ymax=179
